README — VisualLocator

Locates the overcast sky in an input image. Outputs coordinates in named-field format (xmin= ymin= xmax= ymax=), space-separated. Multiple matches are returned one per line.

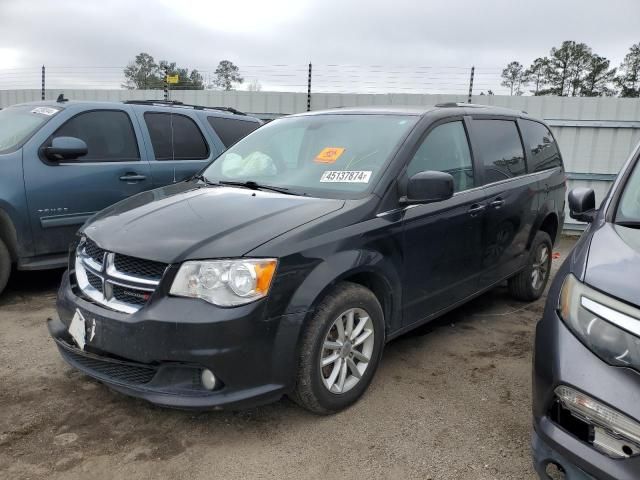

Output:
xmin=1 ymin=0 xmax=639 ymax=93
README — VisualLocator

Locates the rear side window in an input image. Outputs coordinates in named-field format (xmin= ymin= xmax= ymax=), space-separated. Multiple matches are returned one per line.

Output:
xmin=207 ymin=116 xmax=260 ymax=147
xmin=144 ymin=113 xmax=173 ymax=160
xmin=52 ymin=110 xmax=139 ymax=162
xmin=144 ymin=112 xmax=209 ymax=160
xmin=520 ymin=120 xmax=562 ymax=172
xmin=473 ymin=119 xmax=526 ymax=183
xmin=406 ymin=121 xmax=474 ymax=192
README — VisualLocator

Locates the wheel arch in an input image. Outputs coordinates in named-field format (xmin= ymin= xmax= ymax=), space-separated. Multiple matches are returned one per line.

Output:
xmin=0 ymin=208 xmax=19 ymax=262
xmin=529 ymin=212 xmax=559 ymax=250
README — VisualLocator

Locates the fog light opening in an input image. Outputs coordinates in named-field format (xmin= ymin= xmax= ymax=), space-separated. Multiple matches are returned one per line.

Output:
xmin=623 ymin=445 xmax=633 ymax=456
xmin=544 ymin=462 xmax=566 ymax=480
xmin=201 ymin=369 xmax=216 ymax=391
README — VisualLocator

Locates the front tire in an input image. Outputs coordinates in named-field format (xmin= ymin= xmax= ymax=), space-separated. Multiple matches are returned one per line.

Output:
xmin=290 ymin=282 xmax=385 ymax=414
xmin=0 ymin=238 xmax=11 ymax=296
xmin=508 ymin=231 xmax=552 ymax=301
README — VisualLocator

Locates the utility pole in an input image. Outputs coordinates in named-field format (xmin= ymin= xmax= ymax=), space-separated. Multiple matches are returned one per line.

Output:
xmin=468 ymin=66 xmax=475 ymax=103
xmin=41 ymin=65 xmax=45 ymax=100
xmin=307 ymin=63 xmax=312 ymax=112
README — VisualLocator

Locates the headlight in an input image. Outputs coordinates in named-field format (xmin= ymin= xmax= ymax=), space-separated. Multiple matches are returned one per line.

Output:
xmin=170 ymin=258 xmax=277 ymax=307
xmin=559 ymin=274 xmax=640 ymax=370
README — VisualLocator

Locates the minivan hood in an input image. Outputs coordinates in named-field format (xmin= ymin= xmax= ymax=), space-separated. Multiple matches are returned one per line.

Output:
xmin=584 ymin=222 xmax=640 ymax=308
xmin=82 ymin=182 xmax=344 ymax=263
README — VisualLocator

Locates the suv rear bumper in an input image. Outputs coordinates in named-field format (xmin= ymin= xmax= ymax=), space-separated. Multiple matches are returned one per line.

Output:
xmin=50 ymin=270 xmax=307 ymax=410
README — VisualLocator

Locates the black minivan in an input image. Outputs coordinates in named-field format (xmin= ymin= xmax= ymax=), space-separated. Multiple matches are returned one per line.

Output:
xmin=49 ymin=104 xmax=566 ymax=413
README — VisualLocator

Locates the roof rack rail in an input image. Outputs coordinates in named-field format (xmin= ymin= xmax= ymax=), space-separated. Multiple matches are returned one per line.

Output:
xmin=123 ymin=100 xmax=247 ymax=116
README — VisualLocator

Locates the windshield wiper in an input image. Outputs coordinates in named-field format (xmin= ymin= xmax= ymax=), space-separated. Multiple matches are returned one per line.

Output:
xmin=616 ymin=220 xmax=640 ymax=229
xmin=219 ymin=180 xmax=297 ymax=195
xmin=192 ymin=173 xmax=219 ymax=186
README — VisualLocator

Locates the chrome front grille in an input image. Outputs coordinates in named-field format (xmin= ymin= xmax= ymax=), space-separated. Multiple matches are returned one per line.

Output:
xmin=75 ymin=238 xmax=167 ymax=314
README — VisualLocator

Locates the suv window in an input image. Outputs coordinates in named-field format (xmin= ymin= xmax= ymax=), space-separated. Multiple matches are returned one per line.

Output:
xmin=406 ymin=121 xmax=474 ymax=192
xmin=473 ymin=119 xmax=526 ymax=183
xmin=52 ymin=110 xmax=139 ymax=162
xmin=144 ymin=112 xmax=209 ymax=160
xmin=207 ymin=116 xmax=260 ymax=147
xmin=520 ymin=120 xmax=562 ymax=172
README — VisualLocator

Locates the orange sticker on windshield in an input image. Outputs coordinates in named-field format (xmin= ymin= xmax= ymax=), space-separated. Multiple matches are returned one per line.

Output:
xmin=315 ymin=147 xmax=345 ymax=164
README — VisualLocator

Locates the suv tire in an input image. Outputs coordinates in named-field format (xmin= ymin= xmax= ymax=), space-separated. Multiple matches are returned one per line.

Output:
xmin=508 ymin=230 xmax=552 ymax=302
xmin=0 ymin=238 xmax=11 ymax=296
xmin=290 ymin=282 xmax=385 ymax=414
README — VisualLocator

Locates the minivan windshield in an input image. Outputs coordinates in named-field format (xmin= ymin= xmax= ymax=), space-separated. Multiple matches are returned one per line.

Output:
xmin=0 ymin=105 xmax=60 ymax=153
xmin=202 ymin=114 xmax=419 ymax=198
xmin=617 ymin=157 xmax=640 ymax=225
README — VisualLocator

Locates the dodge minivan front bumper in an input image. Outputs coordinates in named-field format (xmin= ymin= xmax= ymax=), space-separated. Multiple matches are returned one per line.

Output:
xmin=50 ymin=270 xmax=307 ymax=410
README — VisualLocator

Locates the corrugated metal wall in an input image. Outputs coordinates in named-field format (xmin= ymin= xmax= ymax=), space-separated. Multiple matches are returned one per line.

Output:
xmin=2 ymin=89 xmax=639 ymax=230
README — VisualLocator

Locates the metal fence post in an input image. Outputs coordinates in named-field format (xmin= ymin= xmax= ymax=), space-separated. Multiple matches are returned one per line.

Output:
xmin=467 ymin=66 xmax=475 ymax=103
xmin=307 ymin=63 xmax=312 ymax=112
xmin=41 ymin=65 xmax=45 ymax=100
xmin=164 ymin=68 xmax=169 ymax=101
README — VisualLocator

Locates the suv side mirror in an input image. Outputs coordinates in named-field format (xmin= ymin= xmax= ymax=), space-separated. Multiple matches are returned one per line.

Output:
xmin=401 ymin=171 xmax=454 ymax=204
xmin=568 ymin=187 xmax=596 ymax=222
xmin=44 ymin=136 xmax=88 ymax=161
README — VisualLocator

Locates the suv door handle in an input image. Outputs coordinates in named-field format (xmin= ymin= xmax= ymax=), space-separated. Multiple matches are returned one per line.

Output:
xmin=119 ymin=173 xmax=147 ymax=182
xmin=468 ymin=204 xmax=486 ymax=216
xmin=489 ymin=198 xmax=505 ymax=208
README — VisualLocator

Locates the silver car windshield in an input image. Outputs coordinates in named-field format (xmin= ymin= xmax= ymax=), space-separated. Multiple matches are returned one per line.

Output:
xmin=202 ymin=114 xmax=419 ymax=198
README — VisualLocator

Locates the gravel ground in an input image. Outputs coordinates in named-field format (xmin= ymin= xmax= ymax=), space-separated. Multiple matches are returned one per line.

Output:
xmin=0 ymin=236 xmax=576 ymax=480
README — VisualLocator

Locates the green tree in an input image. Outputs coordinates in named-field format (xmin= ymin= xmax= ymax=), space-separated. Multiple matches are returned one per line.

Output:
xmin=617 ymin=43 xmax=640 ymax=98
xmin=157 ymin=60 xmax=204 ymax=90
xmin=525 ymin=57 xmax=551 ymax=95
xmin=123 ymin=52 xmax=162 ymax=89
xmin=213 ymin=60 xmax=244 ymax=91
xmin=501 ymin=61 xmax=529 ymax=95
xmin=581 ymin=55 xmax=617 ymax=97
xmin=543 ymin=41 xmax=594 ymax=96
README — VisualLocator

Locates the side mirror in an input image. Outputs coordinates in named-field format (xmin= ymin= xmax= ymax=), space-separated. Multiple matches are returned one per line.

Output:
xmin=44 ymin=136 xmax=88 ymax=161
xmin=568 ymin=187 xmax=596 ymax=222
xmin=401 ymin=171 xmax=454 ymax=204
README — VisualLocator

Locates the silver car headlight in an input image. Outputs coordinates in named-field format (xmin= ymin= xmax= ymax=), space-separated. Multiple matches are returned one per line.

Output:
xmin=559 ymin=274 xmax=640 ymax=370
xmin=170 ymin=259 xmax=277 ymax=307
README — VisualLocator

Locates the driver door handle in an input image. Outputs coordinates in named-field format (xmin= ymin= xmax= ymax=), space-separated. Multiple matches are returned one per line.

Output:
xmin=489 ymin=198 xmax=505 ymax=208
xmin=119 ymin=173 xmax=147 ymax=182
xmin=468 ymin=204 xmax=486 ymax=216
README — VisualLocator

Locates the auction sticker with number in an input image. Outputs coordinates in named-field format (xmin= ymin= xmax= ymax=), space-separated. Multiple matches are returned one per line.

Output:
xmin=320 ymin=170 xmax=372 ymax=183
xmin=30 ymin=106 xmax=59 ymax=116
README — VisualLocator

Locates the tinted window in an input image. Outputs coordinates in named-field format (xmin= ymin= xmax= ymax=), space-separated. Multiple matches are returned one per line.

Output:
xmin=144 ymin=113 xmax=173 ymax=160
xmin=406 ymin=121 xmax=474 ymax=192
xmin=473 ymin=120 xmax=526 ymax=183
xmin=207 ymin=116 xmax=260 ymax=147
xmin=171 ymin=114 xmax=208 ymax=159
xmin=53 ymin=110 xmax=139 ymax=162
xmin=520 ymin=120 xmax=562 ymax=172
xmin=144 ymin=112 xmax=209 ymax=160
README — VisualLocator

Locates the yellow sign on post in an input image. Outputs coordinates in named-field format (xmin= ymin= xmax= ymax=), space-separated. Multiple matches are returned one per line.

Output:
xmin=166 ymin=75 xmax=179 ymax=84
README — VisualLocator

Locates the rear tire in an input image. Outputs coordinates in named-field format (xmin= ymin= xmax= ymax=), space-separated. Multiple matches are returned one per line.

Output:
xmin=508 ymin=231 xmax=552 ymax=302
xmin=290 ymin=282 xmax=385 ymax=414
xmin=0 ymin=238 xmax=11 ymax=296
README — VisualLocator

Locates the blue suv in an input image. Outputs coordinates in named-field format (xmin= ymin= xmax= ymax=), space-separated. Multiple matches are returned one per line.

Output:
xmin=0 ymin=99 xmax=261 ymax=295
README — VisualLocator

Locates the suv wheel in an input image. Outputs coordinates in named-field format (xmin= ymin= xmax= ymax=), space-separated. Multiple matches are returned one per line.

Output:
xmin=508 ymin=231 xmax=552 ymax=301
xmin=291 ymin=282 xmax=384 ymax=414
xmin=0 ymin=238 xmax=11 ymax=296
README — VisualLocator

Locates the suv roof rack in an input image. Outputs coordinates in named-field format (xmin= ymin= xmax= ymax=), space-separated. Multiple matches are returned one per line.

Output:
xmin=123 ymin=100 xmax=247 ymax=116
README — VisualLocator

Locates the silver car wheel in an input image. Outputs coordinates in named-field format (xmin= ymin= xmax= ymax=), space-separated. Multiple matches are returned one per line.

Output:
xmin=531 ymin=244 xmax=550 ymax=290
xmin=320 ymin=308 xmax=375 ymax=394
